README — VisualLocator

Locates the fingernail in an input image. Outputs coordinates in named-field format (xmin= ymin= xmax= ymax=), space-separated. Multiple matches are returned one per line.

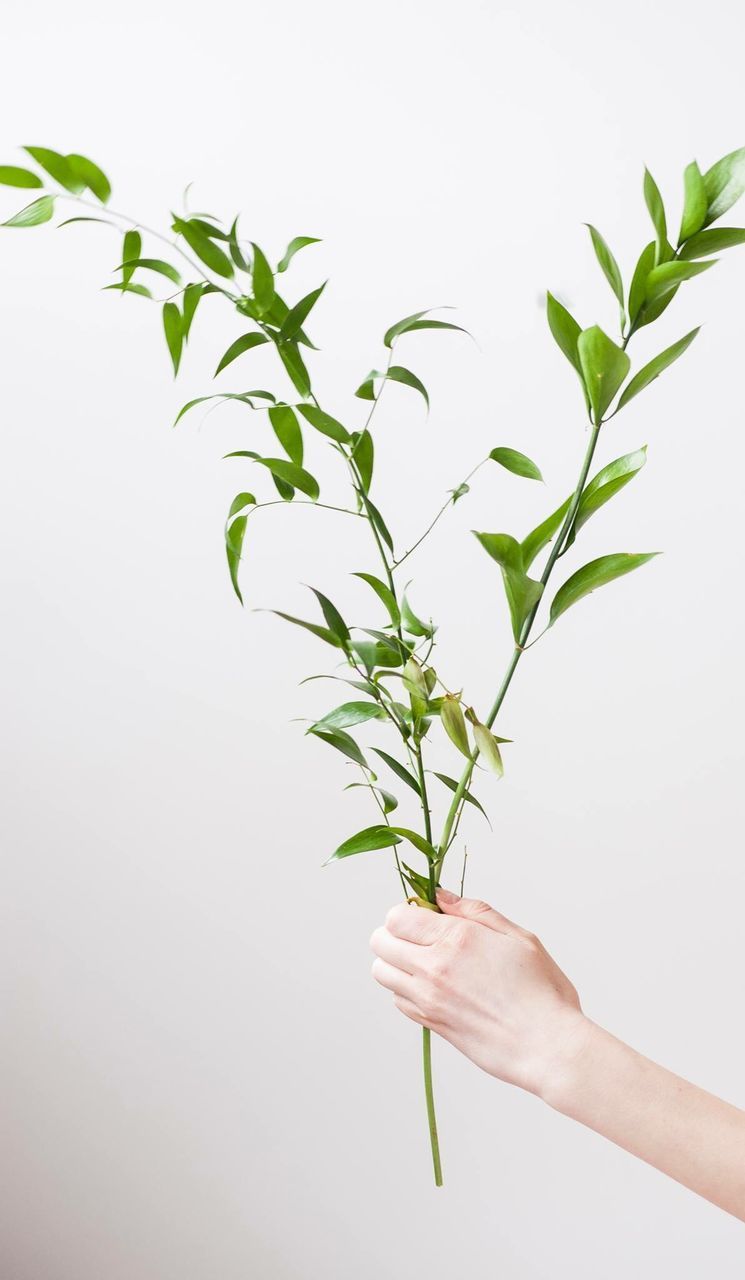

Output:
xmin=436 ymin=888 xmax=460 ymax=904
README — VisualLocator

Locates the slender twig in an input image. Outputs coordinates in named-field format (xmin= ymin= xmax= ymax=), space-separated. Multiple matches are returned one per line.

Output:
xmin=393 ymin=457 xmax=488 ymax=571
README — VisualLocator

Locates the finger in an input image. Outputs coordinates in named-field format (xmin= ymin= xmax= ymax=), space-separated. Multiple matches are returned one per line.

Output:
xmin=369 ymin=925 xmax=425 ymax=975
xmin=371 ymin=957 xmax=419 ymax=1002
xmin=384 ymin=901 xmax=451 ymax=945
xmin=393 ymin=994 xmax=431 ymax=1028
xmin=435 ymin=888 xmax=518 ymax=935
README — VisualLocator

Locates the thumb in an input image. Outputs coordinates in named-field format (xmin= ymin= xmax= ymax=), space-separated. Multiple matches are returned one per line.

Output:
xmin=436 ymin=888 xmax=516 ymax=934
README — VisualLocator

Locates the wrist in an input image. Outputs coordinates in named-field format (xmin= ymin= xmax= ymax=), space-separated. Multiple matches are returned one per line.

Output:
xmin=533 ymin=1009 xmax=600 ymax=1110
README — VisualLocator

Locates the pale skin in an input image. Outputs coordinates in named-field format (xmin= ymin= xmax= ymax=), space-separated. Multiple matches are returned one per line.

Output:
xmin=370 ymin=889 xmax=745 ymax=1219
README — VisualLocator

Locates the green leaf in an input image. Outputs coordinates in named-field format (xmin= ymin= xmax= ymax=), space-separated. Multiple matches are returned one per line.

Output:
xmin=489 ymin=447 xmax=543 ymax=482
xmin=546 ymin=291 xmax=582 ymax=374
xmin=175 ymin=390 xmax=275 ymax=426
xmin=702 ymin=145 xmax=745 ymax=225
xmin=277 ymin=341 xmax=311 ymax=398
xmin=616 ymin=329 xmax=700 ymax=411
xmin=585 ymin=224 xmax=624 ymax=310
xmin=327 ymin=825 xmax=402 ymax=862
xmin=225 ymin=492 xmax=256 ymax=604
xmin=389 ymin=827 xmax=437 ymax=861
xmin=0 ymin=166 xmax=43 ymax=188
xmin=312 ymin=701 xmax=383 ymax=731
xmin=352 ymin=572 xmax=401 ymax=628
xmin=345 ymin=781 xmax=398 ymax=814
xmin=549 ymin=553 xmax=659 ymax=626
xmin=228 ymin=217 xmax=251 ymax=272
xmin=644 ymin=258 xmax=716 ymax=305
xmin=181 ymin=283 xmax=203 ymax=342
xmin=66 ymin=153 xmax=111 ymax=204
xmin=678 ymin=227 xmax=745 ymax=259
xmin=521 ymin=497 xmax=571 ymax=570
xmin=58 ymin=216 xmax=112 ymax=228
xmin=565 ymin=448 xmax=647 ymax=550
xmin=215 ymin=332 xmax=269 ymax=376
xmin=172 ymin=216 xmax=234 ymax=278
xmin=432 ymin=773 xmax=491 ymax=824
xmin=119 ymin=257 xmax=182 ymax=286
xmin=254 ymin=456 xmax=319 ymax=499
xmin=102 ymin=282 xmax=152 ymax=299
xmin=627 ymin=241 xmax=656 ymax=326
xmin=441 ymin=695 xmax=471 ymax=758
xmin=387 ymin=364 xmax=429 ymax=409
xmin=162 ymin=302 xmax=183 ymax=376
xmin=401 ymin=590 xmax=434 ymax=638
xmin=309 ymin=725 xmax=369 ymax=769
xmin=371 ymin=748 xmax=421 ymax=796
xmin=351 ymin=430 xmax=374 ymax=491
xmin=576 ymin=325 xmax=630 ymax=423
xmin=296 ymin=403 xmax=351 ymax=444
xmin=679 ymin=161 xmax=708 ymax=243
xmin=277 ymin=235 xmax=321 ymax=273
xmin=2 ymin=195 xmax=54 ymax=228
xmin=307 ymin=587 xmax=350 ymax=646
xmin=384 ymin=308 xmax=467 ymax=347
xmin=354 ymin=370 xmax=377 ymax=400
xmin=268 ymin=405 xmax=303 ymax=465
xmin=365 ymin=498 xmax=394 ymax=553
xmin=473 ymin=532 xmax=544 ymax=640
xmin=121 ymin=230 xmax=141 ymax=287
xmin=279 ymin=282 xmax=326 ymax=341
xmin=261 ymin=610 xmax=344 ymax=648
xmin=400 ymin=863 xmax=432 ymax=898
xmin=23 ymin=146 xmax=83 ymax=193
xmin=471 ymin=721 xmax=504 ymax=778
xmin=643 ymin=168 xmax=668 ymax=263
xmin=250 ymin=242 xmax=275 ymax=314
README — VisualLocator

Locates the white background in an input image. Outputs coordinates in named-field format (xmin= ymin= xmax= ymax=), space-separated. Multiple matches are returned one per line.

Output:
xmin=2 ymin=1 xmax=744 ymax=1275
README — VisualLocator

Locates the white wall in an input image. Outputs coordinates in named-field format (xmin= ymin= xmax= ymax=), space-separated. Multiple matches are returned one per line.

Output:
xmin=2 ymin=1 xmax=745 ymax=1275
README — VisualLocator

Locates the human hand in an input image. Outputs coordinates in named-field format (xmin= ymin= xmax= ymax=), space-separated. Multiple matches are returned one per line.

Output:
xmin=370 ymin=889 xmax=591 ymax=1099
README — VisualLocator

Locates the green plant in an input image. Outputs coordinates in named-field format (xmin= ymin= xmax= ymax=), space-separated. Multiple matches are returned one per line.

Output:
xmin=3 ymin=143 xmax=745 ymax=1186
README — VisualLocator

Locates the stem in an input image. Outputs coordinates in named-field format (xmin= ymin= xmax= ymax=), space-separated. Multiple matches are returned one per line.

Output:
xmin=423 ymin=1027 xmax=443 ymax=1187
xmin=393 ymin=457 xmax=487 ymax=571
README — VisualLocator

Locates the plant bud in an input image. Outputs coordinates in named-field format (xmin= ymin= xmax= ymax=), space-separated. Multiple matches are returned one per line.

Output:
xmin=441 ymin=694 xmax=470 ymax=758
xmin=472 ymin=720 xmax=504 ymax=778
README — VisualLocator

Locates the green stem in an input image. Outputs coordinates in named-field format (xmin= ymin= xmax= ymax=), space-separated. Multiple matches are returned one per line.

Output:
xmin=422 ymin=1027 xmax=443 ymax=1187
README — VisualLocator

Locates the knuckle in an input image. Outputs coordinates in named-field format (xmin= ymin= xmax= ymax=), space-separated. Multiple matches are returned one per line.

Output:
xmin=385 ymin=904 xmax=407 ymax=932
xmin=371 ymin=957 xmax=385 ymax=982
xmin=369 ymin=925 xmax=385 ymax=954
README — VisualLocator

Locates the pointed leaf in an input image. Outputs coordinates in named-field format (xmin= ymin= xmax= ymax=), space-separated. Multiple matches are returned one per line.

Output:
xmin=703 ymin=146 xmax=745 ymax=225
xmin=365 ymin=497 xmax=394 ymax=553
xmin=586 ymin=224 xmax=624 ymax=308
xmin=387 ymin=365 xmax=429 ymax=408
xmin=432 ymin=773 xmax=491 ymax=824
xmin=23 ymin=146 xmax=83 ymax=193
xmin=472 ymin=722 xmax=504 ymax=778
xmin=268 ymin=405 xmax=303 ymax=465
xmin=277 ymin=341 xmax=311 ymax=398
xmin=279 ymin=282 xmax=326 ymax=341
xmin=489 ymin=447 xmax=543 ymax=482
xmin=441 ymin=695 xmax=471 ymax=758
xmin=103 ymin=282 xmax=152 ymax=298
xmin=261 ymin=610 xmax=344 ymax=648
xmin=679 ymin=161 xmax=708 ymax=243
xmin=0 ymin=166 xmax=43 ymax=188
xmin=576 ymin=325 xmax=630 ymax=422
xmin=371 ymin=748 xmax=421 ymax=796
xmin=250 ymin=455 xmax=319 ymax=500
xmin=296 ymin=403 xmax=351 ymax=443
xmin=309 ymin=725 xmax=370 ymax=769
xmin=277 ymin=235 xmax=321 ymax=273
xmin=616 ymin=329 xmax=700 ymax=411
xmin=644 ymin=258 xmax=716 ymax=304
xmin=181 ymin=283 xmax=203 ymax=342
xmin=66 ymin=153 xmax=111 ymax=203
xmin=643 ymin=168 xmax=668 ymax=263
xmin=327 ymin=825 xmax=402 ymax=862
xmin=307 ymin=587 xmax=350 ymax=645
xmin=678 ymin=227 xmax=745 ymax=259
xmin=474 ymin=532 xmax=544 ymax=640
xmin=521 ymin=498 xmax=571 ymax=570
xmin=352 ymin=429 xmax=374 ymax=491
xmin=172 ymin=216 xmax=234 ymax=278
xmin=121 ymin=230 xmax=141 ymax=287
xmin=312 ymin=701 xmax=384 ymax=731
xmin=215 ymin=332 xmax=269 ymax=376
xmin=352 ymin=572 xmax=400 ymax=627
xmin=162 ymin=302 xmax=182 ymax=376
xmin=389 ymin=827 xmax=437 ymax=861
xmin=2 ymin=195 xmax=54 ymax=228
xmin=550 ymin=553 xmax=659 ymax=625
xmin=565 ymin=448 xmax=647 ymax=549
xmin=628 ymin=240 xmax=656 ymax=326
xmin=229 ymin=217 xmax=251 ymax=272
xmin=546 ymin=291 xmax=582 ymax=374
xmin=119 ymin=257 xmax=182 ymax=285
xmin=225 ymin=492 xmax=255 ymax=604
xmin=250 ymin=242 xmax=275 ymax=314
xmin=401 ymin=591 xmax=434 ymax=638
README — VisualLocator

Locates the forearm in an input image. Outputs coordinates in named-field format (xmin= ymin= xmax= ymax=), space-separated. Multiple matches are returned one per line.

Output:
xmin=544 ymin=1017 xmax=745 ymax=1221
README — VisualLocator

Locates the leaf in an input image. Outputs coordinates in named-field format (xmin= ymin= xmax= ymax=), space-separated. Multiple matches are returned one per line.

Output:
xmin=585 ymin=224 xmax=624 ymax=309
xmin=326 ymin=825 xmax=402 ymax=862
xmin=616 ymin=329 xmax=700 ymax=411
xmin=565 ymin=448 xmax=647 ymax=549
xmin=432 ymin=773 xmax=491 ymax=824
xmin=172 ymin=215 xmax=234 ymax=278
xmin=471 ymin=722 xmax=504 ymax=778
xmin=627 ymin=241 xmax=656 ymax=326
xmin=441 ymin=695 xmax=471 ymax=758
xmin=0 ymin=166 xmax=43 ymax=188
xmin=215 ymin=332 xmax=269 ymax=376
xmin=365 ymin=498 xmax=394 ymax=553
xmin=162 ymin=302 xmax=183 ymax=376
xmin=384 ymin=308 xmax=467 ymax=347
xmin=268 ymin=405 xmax=303 ymax=465
xmin=312 ymin=701 xmax=383 ymax=732
xmin=277 ymin=235 xmax=321 ymax=273
xmin=401 ymin=591 xmax=434 ymax=638
xmin=175 ymin=390 xmax=275 ymax=426
xmin=296 ymin=403 xmax=351 ymax=444
xmin=261 ymin=610 xmax=344 ymax=648
xmin=58 ymin=216 xmax=112 ymax=227
xmin=121 ymin=230 xmax=141 ymax=287
xmin=644 ymin=258 xmax=716 ymax=305
xmin=103 ymin=282 xmax=152 ymax=299
xmin=225 ymin=492 xmax=256 ymax=603
xmin=243 ymin=452 xmax=319 ymax=499
xmin=307 ymin=587 xmax=350 ymax=646
xmin=679 ymin=160 xmax=708 ymax=243
xmin=549 ymin=553 xmax=659 ymax=626
xmin=387 ymin=365 xmax=429 ymax=409
xmin=489 ymin=447 xmax=543 ymax=482
xmin=66 ymin=153 xmax=111 ymax=204
xmin=309 ymin=725 xmax=369 ymax=769
xmin=546 ymin=292 xmax=582 ymax=374
xmin=277 ymin=341 xmax=311 ymax=398
xmin=400 ymin=863 xmax=432 ymax=898
xmin=345 ymin=781 xmax=398 ymax=814
xmin=355 ymin=370 xmax=377 ymax=400
xmin=576 ymin=325 xmax=630 ymax=422
xmin=279 ymin=282 xmax=326 ymax=341
xmin=521 ymin=497 xmax=571 ymax=571
xmin=228 ymin=217 xmax=251 ymax=272
xmin=702 ymin=145 xmax=745 ymax=225
xmin=119 ymin=257 xmax=182 ymax=285
xmin=643 ymin=168 xmax=669 ymax=263
xmin=23 ymin=146 xmax=83 ymax=193
xmin=2 ymin=195 xmax=55 ymax=228
xmin=181 ymin=283 xmax=203 ymax=342
xmin=371 ymin=748 xmax=421 ymax=796
xmin=473 ymin=532 xmax=544 ymax=640
xmin=250 ymin=242 xmax=275 ymax=314
xmin=678 ymin=227 xmax=745 ymax=259
xmin=351 ymin=429 xmax=374 ymax=491
xmin=389 ymin=827 xmax=437 ymax=861
xmin=352 ymin=571 xmax=400 ymax=627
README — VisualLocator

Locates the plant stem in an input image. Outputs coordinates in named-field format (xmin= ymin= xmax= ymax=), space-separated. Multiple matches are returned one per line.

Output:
xmin=422 ymin=1026 xmax=443 ymax=1187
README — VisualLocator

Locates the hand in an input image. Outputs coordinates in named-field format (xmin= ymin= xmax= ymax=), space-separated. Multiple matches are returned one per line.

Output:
xmin=370 ymin=889 xmax=591 ymax=1099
